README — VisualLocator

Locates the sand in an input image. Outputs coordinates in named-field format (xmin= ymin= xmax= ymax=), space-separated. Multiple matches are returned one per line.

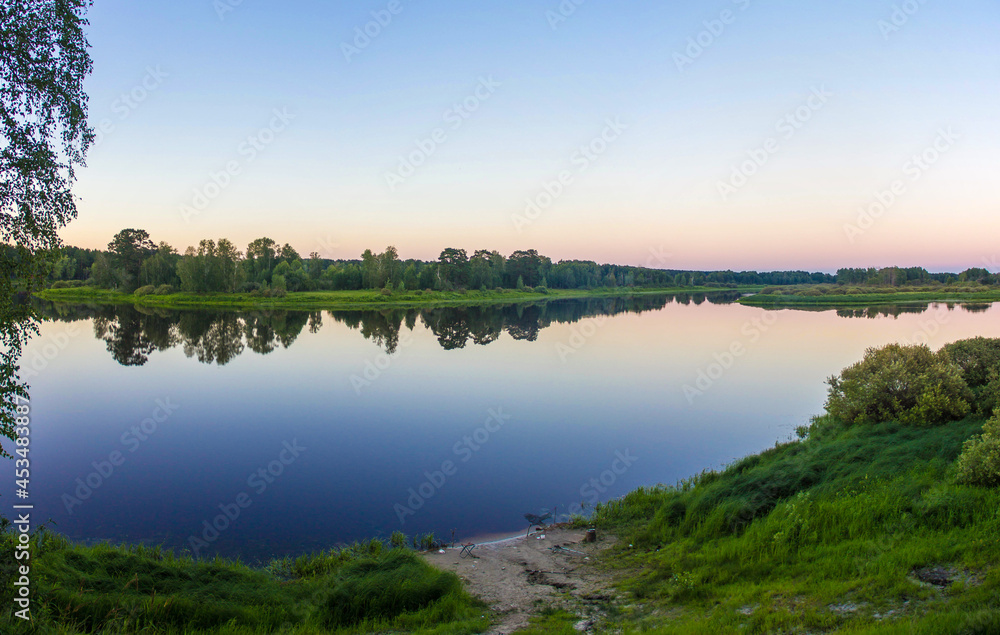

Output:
xmin=421 ymin=526 xmax=618 ymax=634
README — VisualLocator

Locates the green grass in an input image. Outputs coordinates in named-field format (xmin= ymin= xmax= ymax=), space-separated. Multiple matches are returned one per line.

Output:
xmin=583 ymin=415 xmax=1000 ymax=633
xmin=740 ymin=284 xmax=1000 ymax=307
xmin=35 ymin=286 xmax=759 ymax=311
xmin=0 ymin=536 xmax=488 ymax=634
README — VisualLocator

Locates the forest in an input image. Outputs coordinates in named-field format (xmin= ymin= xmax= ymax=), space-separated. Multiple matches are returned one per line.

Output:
xmin=10 ymin=229 xmax=997 ymax=298
xmin=12 ymin=229 xmax=837 ymax=296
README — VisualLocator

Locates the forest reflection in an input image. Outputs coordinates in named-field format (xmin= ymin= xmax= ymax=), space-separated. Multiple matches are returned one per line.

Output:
xmin=35 ymin=292 xmax=740 ymax=366
xmin=832 ymin=303 xmax=993 ymax=319
xmin=36 ymin=294 xmax=992 ymax=367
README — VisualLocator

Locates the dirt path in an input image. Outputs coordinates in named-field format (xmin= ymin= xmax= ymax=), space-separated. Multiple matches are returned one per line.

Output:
xmin=422 ymin=526 xmax=618 ymax=634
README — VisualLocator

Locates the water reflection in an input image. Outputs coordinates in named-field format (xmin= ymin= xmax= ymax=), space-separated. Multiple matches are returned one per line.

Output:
xmin=36 ymin=292 xmax=743 ymax=365
xmin=831 ymin=303 xmax=989 ymax=319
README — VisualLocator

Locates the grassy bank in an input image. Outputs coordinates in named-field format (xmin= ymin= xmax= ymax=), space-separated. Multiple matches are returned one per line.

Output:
xmin=0 ymin=535 xmax=487 ymax=634
xmin=740 ymin=285 xmax=1000 ymax=307
xmin=34 ymin=286 xmax=756 ymax=311
xmin=525 ymin=415 xmax=999 ymax=633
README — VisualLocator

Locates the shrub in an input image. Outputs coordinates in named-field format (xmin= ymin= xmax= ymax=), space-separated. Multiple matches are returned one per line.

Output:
xmin=535 ymin=285 xmax=548 ymax=294
xmin=380 ymin=287 xmax=392 ymax=296
xmin=941 ymin=337 xmax=1000 ymax=414
xmin=825 ymin=343 xmax=971 ymax=426
xmin=955 ymin=411 xmax=1000 ymax=487
xmin=50 ymin=280 xmax=69 ymax=289
xmin=154 ymin=284 xmax=175 ymax=295
xmin=134 ymin=285 xmax=156 ymax=296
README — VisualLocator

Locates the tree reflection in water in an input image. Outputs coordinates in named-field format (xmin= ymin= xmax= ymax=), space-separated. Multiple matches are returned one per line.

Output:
xmin=46 ymin=290 xmax=974 ymax=367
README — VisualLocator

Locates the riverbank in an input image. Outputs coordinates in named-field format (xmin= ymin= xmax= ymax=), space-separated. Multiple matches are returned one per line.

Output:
xmin=34 ymin=285 xmax=754 ymax=311
xmin=0 ymin=534 xmax=490 ymax=634
xmin=422 ymin=527 xmax=616 ymax=635
xmin=559 ymin=415 xmax=1000 ymax=633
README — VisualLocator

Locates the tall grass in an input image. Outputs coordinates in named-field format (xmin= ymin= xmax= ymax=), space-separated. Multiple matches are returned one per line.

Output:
xmin=0 ymin=533 xmax=487 ymax=634
xmin=579 ymin=416 xmax=1000 ymax=633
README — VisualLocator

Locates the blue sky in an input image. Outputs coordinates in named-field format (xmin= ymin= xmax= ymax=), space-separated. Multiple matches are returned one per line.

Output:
xmin=70 ymin=0 xmax=1000 ymax=272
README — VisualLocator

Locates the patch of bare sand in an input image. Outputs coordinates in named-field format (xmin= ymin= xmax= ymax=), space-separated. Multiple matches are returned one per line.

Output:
xmin=422 ymin=526 xmax=618 ymax=634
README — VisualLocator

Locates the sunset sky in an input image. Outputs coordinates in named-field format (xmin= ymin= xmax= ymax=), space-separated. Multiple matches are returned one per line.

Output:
xmin=69 ymin=0 xmax=999 ymax=273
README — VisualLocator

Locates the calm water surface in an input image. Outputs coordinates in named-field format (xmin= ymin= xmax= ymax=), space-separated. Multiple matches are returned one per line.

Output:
xmin=7 ymin=295 xmax=1000 ymax=560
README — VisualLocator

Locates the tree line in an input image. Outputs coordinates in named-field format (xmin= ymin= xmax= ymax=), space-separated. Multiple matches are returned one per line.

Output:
xmin=27 ymin=228 xmax=996 ymax=295
xmin=835 ymin=266 xmax=999 ymax=286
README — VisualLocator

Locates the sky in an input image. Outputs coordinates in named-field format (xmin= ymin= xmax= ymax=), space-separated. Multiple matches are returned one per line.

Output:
xmin=67 ymin=0 xmax=1000 ymax=273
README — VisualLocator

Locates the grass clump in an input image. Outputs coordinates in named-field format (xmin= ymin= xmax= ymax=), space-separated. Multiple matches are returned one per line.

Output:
xmin=320 ymin=550 xmax=461 ymax=628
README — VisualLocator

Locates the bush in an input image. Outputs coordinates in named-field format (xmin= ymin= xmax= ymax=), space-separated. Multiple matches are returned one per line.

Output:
xmin=535 ymin=285 xmax=548 ymax=294
xmin=941 ymin=337 xmax=1000 ymax=414
xmin=380 ymin=287 xmax=392 ymax=296
xmin=825 ymin=343 xmax=971 ymax=426
xmin=50 ymin=280 xmax=69 ymax=289
xmin=955 ymin=411 xmax=1000 ymax=487
xmin=133 ymin=285 xmax=156 ymax=296
xmin=154 ymin=284 xmax=175 ymax=295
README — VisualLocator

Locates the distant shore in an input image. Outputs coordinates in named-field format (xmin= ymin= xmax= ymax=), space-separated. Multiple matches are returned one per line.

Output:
xmin=34 ymin=285 xmax=754 ymax=311
xmin=739 ymin=288 xmax=1000 ymax=307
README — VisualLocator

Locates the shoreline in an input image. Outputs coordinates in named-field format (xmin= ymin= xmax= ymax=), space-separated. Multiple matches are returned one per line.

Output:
xmin=739 ymin=289 xmax=1000 ymax=307
xmin=33 ymin=285 xmax=751 ymax=311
